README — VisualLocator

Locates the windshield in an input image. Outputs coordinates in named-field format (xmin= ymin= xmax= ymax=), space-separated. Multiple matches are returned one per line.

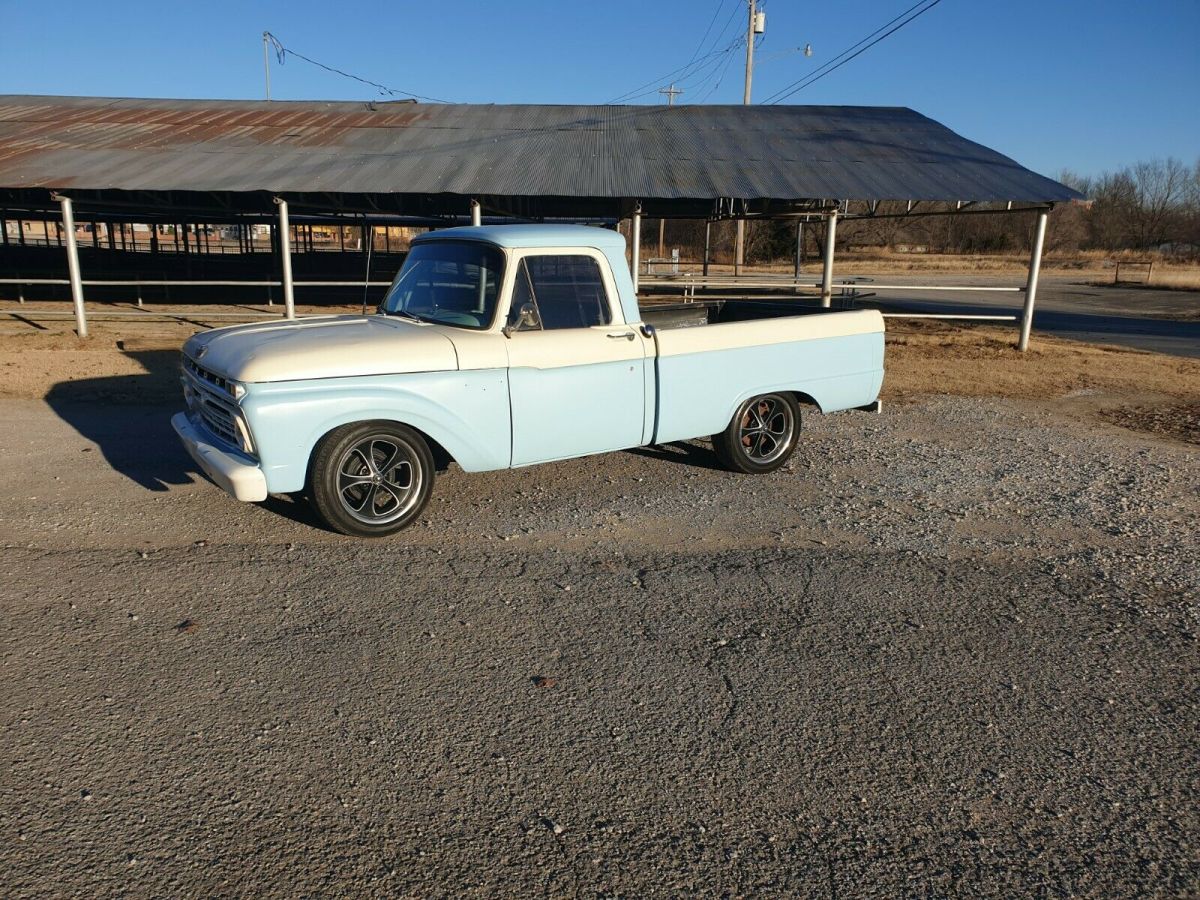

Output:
xmin=380 ymin=240 xmax=504 ymax=330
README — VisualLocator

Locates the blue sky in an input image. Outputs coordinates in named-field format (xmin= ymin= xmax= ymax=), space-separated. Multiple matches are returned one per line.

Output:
xmin=2 ymin=0 xmax=1196 ymax=178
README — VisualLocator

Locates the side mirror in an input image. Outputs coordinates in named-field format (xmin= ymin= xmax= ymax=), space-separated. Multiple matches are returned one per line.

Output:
xmin=503 ymin=302 xmax=540 ymax=338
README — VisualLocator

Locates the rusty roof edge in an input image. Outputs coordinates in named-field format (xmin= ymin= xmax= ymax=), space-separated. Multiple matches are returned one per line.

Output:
xmin=0 ymin=94 xmax=1083 ymax=205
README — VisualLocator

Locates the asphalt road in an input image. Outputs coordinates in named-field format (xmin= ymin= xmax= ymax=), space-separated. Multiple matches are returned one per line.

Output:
xmin=1 ymin=397 xmax=1196 ymax=896
xmin=857 ymin=275 xmax=1199 ymax=358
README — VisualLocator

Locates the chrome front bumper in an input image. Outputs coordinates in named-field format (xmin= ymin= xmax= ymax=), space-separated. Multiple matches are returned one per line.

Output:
xmin=172 ymin=412 xmax=268 ymax=502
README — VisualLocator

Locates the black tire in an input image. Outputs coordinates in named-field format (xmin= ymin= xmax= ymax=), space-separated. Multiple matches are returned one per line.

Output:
xmin=309 ymin=421 xmax=435 ymax=537
xmin=712 ymin=393 xmax=801 ymax=474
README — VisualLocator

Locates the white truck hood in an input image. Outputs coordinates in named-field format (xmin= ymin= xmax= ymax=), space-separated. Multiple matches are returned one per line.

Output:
xmin=183 ymin=315 xmax=458 ymax=383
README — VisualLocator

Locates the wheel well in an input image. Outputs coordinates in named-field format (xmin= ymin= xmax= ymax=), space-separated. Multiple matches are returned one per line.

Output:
xmin=788 ymin=391 xmax=822 ymax=412
xmin=308 ymin=419 xmax=457 ymax=487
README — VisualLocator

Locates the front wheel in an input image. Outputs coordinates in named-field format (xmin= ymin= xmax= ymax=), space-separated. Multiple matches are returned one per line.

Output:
xmin=712 ymin=393 xmax=800 ymax=474
xmin=310 ymin=422 xmax=435 ymax=537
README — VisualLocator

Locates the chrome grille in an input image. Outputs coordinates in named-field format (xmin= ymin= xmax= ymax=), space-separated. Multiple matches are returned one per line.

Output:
xmin=183 ymin=356 xmax=233 ymax=393
xmin=182 ymin=357 xmax=250 ymax=452
xmin=196 ymin=391 xmax=240 ymax=446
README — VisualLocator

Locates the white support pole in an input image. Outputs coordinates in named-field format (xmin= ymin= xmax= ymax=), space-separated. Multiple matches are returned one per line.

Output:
xmin=631 ymin=205 xmax=641 ymax=295
xmin=1018 ymin=208 xmax=1049 ymax=351
xmin=274 ymin=197 xmax=295 ymax=319
xmin=734 ymin=219 xmax=744 ymax=277
xmin=820 ymin=208 xmax=838 ymax=308
xmin=793 ymin=220 xmax=805 ymax=294
xmin=470 ymin=199 xmax=482 ymax=227
xmin=56 ymin=194 xmax=87 ymax=337
xmin=702 ymin=220 xmax=711 ymax=277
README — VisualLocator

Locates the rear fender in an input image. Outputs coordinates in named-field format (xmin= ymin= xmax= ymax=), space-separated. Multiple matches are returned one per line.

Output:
xmin=652 ymin=329 xmax=884 ymax=443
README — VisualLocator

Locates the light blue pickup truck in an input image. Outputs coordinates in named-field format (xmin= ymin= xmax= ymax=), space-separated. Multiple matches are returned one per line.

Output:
xmin=173 ymin=225 xmax=884 ymax=536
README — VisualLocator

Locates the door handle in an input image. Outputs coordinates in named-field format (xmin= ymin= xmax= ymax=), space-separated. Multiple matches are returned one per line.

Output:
xmin=607 ymin=331 xmax=636 ymax=341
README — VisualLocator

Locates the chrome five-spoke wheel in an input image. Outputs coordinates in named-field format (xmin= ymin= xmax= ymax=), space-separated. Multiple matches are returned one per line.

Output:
xmin=311 ymin=422 xmax=435 ymax=537
xmin=737 ymin=395 xmax=794 ymax=465
xmin=712 ymin=392 xmax=801 ymax=474
xmin=336 ymin=435 xmax=423 ymax=525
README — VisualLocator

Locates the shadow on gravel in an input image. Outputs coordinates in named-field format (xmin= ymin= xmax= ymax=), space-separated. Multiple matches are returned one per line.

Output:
xmin=258 ymin=493 xmax=336 ymax=532
xmin=45 ymin=348 xmax=198 ymax=493
xmin=626 ymin=440 xmax=725 ymax=471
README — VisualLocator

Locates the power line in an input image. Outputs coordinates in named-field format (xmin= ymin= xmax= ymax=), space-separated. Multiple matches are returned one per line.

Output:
xmin=605 ymin=46 xmax=726 ymax=104
xmin=605 ymin=34 xmax=743 ymax=104
xmin=677 ymin=36 xmax=744 ymax=92
xmin=761 ymin=0 xmax=946 ymax=105
xmin=695 ymin=40 xmax=746 ymax=102
xmin=263 ymin=32 xmax=454 ymax=104
xmin=762 ymin=0 xmax=944 ymax=104
xmin=700 ymin=0 xmax=746 ymax=60
xmin=759 ymin=1 xmax=934 ymax=104
xmin=683 ymin=0 xmax=731 ymax=69
xmin=604 ymin=0 xmax=744 ymax=104
xmin=686 ymin=32 xmax=761 ymax=102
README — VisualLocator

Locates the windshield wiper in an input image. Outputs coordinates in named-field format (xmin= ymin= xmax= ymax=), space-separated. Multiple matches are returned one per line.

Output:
xmin=383 ymin=309 xmax=425 ymax=323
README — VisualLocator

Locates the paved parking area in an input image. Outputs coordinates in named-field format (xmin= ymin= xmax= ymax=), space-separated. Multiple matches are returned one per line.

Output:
xmin=1 ymin=396 xmax=1196 ymax=896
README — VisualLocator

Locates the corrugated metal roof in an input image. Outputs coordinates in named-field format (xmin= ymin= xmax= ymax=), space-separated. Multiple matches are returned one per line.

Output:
xmin=0 ymin=95 xmax=1081 ymax=204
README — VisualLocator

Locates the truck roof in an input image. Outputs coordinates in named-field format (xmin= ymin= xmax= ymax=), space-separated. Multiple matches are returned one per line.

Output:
xmin=412 ymin=224 xmax=627 ymax=251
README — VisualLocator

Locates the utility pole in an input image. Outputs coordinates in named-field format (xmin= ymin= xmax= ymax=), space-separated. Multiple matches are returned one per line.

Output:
xmin=734 ymin=0 xmax=762 ymax=276
xmin=743 ymin=1 xmax=756 ymax=104
xmin=263 ymin=32 xmax=272 ymax=100
xmin=658 ymin=83 xmax=682 ymax=105
xmin=657 ymin=84 xmax=682 ymax=258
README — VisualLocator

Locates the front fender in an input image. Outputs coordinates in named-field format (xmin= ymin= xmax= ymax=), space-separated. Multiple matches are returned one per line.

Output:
xmin=241 ymin=369 xmax=511 ymax=494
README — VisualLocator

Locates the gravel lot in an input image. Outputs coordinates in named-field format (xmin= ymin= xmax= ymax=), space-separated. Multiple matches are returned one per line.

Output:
xmin=1 ymin=393 xmax=1197 ymax=896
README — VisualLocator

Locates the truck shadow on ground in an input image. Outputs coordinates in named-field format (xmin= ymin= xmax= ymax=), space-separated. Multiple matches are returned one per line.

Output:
xmin=44 ymin=349 xmax=199 ymax=493
xmin=257 ymin=493 xmax=335 ymax=532
xmin=625 ymin=440 xmax=724 ymax=471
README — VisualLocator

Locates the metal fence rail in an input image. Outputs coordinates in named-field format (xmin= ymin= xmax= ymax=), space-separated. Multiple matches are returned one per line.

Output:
xmin=2 ymin=275 xmax=1024 ymax=328
xmin=640 ymin=273 xmax=1026 ymax=322
xmin=0 ymin=277 xmax=393 ymax=313
xmin=0 ymin=278 xmax=393 ymax=287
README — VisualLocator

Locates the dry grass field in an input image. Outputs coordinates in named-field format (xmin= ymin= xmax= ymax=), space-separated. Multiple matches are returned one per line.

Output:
xmin=884 ymin=319 xmax=1200 ymax=444
xmin=3 ymin=313 xmax=1196 ymax=444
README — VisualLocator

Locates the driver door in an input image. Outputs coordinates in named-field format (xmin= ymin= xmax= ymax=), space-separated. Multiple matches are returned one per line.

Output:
xmin=504 ymin=251 xmax=648 ymax=466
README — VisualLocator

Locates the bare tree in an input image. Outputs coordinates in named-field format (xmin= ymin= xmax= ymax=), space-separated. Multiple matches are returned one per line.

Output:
xmin=1127 ymin=158 xmax=1189 ymax=249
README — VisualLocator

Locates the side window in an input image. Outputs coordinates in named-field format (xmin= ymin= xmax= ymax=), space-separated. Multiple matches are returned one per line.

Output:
xmin=506 ymin=262 xmax=541 ymax=331
xmin=523 ymin=255 xmax=612 ymax=329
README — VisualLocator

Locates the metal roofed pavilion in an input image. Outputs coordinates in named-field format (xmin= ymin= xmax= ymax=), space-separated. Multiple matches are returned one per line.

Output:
xmin=0 ymin=95 xmax=1082 ymax=350
xmin=0 ymin=95 xmax=1081 ymax=217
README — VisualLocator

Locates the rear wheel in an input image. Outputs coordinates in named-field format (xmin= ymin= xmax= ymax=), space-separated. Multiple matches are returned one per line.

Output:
xmin=712 ymin=393 xmax=800 ymax=474
xmin=310 ymin=422 xmax=434 ymax=537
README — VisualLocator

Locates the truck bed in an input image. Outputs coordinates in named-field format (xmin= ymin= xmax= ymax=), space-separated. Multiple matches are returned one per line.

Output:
xmin=642 ymin=301 xmax=885 ymax=445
